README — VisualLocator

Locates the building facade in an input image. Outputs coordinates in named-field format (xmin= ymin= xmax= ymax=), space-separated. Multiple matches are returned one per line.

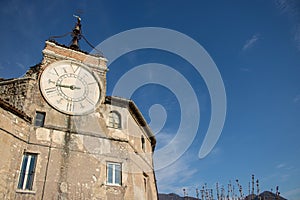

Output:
xmin=0 ymin=40 xmax=158 ymax=199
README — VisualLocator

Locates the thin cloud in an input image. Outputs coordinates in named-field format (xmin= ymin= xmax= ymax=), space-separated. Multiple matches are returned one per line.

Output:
xmin=293 ymin=94 xmax=300 ymax=103
xmin=276 ymin=163 xmax=286 ymax=169
xmin=275 ymin=0 xmax=300 ymax=51
xmin=285 ymin=187 xmax=300 ymax=200
xmin=16 ymin=62 xmax=25 ymax=70
xmin=275 ymin=0 xmax=298 ymax=16
xmin=156 ymin=155 xmax=198 ymax=193
xmin=293 ymin=25 xmax=300 ymax=51
xmin=242 ymin=34 xmax=260 ymax=51
xmin=210 ymin=147 xmax=222 ymax=156
xmin=156 ymin=132 xmax=174 ymax=147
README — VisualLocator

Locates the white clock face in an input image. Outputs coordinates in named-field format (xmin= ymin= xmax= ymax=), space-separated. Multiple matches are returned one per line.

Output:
xmin=40 ymin=60 xmax=100 ymax=115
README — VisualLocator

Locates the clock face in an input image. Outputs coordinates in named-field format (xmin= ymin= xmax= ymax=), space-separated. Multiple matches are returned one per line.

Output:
xmin=40 ymin=60 xmax=100 ymax=115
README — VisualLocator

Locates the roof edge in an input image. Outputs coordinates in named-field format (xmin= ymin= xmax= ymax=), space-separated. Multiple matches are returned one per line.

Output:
xmin=0 ymin=98 xmax=32 ymax=123
xmin=105 ymin=96 xmax=156 ymax=150
xmin=45 ymin=40 xmax=106 ymax=59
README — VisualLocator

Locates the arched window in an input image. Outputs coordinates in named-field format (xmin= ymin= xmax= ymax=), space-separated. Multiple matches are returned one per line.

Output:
xmin=108 ymin=111 xmax=121 ymax=129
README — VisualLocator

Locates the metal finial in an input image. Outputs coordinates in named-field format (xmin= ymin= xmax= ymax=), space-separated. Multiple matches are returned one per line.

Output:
xmin=70 ymin=15 xmax=82 ymax=50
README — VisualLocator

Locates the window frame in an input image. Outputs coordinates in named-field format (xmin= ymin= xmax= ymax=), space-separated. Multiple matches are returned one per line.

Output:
xmin=17 ymin=152 xmax=38 ymax=191
xmin=106 ymin=162 xmax=122 ymax=186
xmin=143 ymin=172 xmax=149 ymax=192
xmin=141 ymin=135 xmax=145 ymax=152
xmin=34 ymin=111 xmax=46 ymax=127
xmin=108 ymin=111 xmax=121 ymax=129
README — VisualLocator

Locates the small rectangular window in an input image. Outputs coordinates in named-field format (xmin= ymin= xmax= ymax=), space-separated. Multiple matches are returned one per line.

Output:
xmin=141 ymin=135 xmax=145 ymax=152
xmin=108 ymin=111 xmax=121 ymax=129
xmin=143 ymin=177 xmax=147 ymax=192
xmin=18 ymin=153 xmax=37 ymax=190
xmin=143 ymin=172 xmax=148 ymax=192
xmin=107 ymin=162 xmax=122 ymax=185
xmin=34 ymin=111 xmax=45 ymax=127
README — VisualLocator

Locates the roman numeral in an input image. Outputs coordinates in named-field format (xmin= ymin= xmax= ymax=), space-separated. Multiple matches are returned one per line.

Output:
xmin=45 ymin=87 xmax=57 ymax=96
xmin=54 ymin=68 xmax=59 ymax=76
xmin=66 ymin=101 xmax=74 ymax=112
xmin=85 ymin=97 xmax=95 ymax=105
xmin=80 ymin=103 xmax=85 ymax=108
xmin=88 ymin=82 xmax=97 ymax=85
xmin=71 ymin=65 xmax=80 ymax=73
xmin=56 ymin=98 xmax=63 ymax=104
xmin=49 ymin=68 xmax=59 ymax=76
xmin=48 ymin=79 xmax=56 ymax=84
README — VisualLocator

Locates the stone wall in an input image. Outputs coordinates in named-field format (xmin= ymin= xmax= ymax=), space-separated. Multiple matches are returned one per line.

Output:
xmin=0 ymin=41 xmax=158 ymax=200
xmin=0 ymin=102 xmax=157 ymax=199
xmin=0 ymin=78 xmax=35 ymax=113
xmin=0 ymin=104 xmax=32 ymax=199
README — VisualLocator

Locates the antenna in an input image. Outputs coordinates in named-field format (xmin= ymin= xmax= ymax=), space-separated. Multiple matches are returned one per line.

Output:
xmin=276 ymin=186 xmax=280 ymax=200
xmin=227 ymin=182 xmax=230 ymax=200
xmin=196 ymin=188 xmax=199 ymax=200
xmin=256 ymin=179 xmax=260 ymax=200
xmin=236 ymin=179 xmax=243 ymax=200
xmin=228 ymin=180 xmax=232 ymax=200
xmin=248 ymin=182 xmax=250 ymax=196
xmin=232 ymin=184 xmax=235 ymax=200
xmin=209 ymin=189 xmax=213 ymax=200
xmin=256 ymin=179 xmax=259 ymax=195
xmin=216 ymin=183 xmax=220 ymax=200
xmin=221 ymin=185 xmax=225 ymax=200
xmin=251 ymin=174 xmax=255 ymax=198
xmin=205 ymin=183 xmax=209 ymax=200
xmin=201 ymin=186 xmax=205 ymax=200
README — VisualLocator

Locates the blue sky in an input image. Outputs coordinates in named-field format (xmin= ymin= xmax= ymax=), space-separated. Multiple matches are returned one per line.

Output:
xmin=1 ymin=0 xmax=300 ymax=199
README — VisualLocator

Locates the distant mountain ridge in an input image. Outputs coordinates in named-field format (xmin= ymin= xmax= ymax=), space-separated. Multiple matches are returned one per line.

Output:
xmin=158 ymin=193 xmax=197 ymax=200
xmin=245 ymin=191 xmax=287 ymax=200
xmin=159 ymin=191 xmax=287 ymax=200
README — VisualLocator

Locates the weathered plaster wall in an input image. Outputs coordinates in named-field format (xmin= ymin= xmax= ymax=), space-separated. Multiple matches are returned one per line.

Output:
xmin=0 ymin=41 xmax=157 ymax=200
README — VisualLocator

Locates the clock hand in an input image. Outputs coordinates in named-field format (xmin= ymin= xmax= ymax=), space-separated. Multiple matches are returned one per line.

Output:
xmin=69 ymin=85 xmax=81 ymax=90
xmin=56 ymin=84 xmax=81 ymax=90
xmin=56 ymin=84 xmax=71 ymax=88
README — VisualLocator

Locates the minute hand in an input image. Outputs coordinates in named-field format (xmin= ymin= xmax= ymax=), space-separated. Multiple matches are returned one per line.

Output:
xmin=56 ymin=84 xmax=81 ymax=90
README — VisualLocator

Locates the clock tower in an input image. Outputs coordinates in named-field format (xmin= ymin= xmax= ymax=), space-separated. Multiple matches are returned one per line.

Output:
xmin=0 ymin=18 xmax=158 ymax=200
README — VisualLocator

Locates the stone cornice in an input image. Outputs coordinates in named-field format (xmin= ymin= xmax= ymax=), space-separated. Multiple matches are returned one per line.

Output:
xmin=0 ymin=98 xmax=32 ymax=122
xmin=43 ymin=41 xmax=108 ymax=71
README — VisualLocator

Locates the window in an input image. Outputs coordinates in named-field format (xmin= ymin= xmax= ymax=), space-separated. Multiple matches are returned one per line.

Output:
xmin=18 ymin=153 xmax=37 ymax=190
xmin=141 ymin=135 xmax=145 ymax=151
xmin=144 ymin=177 xmax=147 ymax=191
xmin=107 ymin=162 xmax=121 ymax=185
xmin=143 ymin=172 xmax=148 ymax=193
xmin=108 ymin=111 xmax=121 ymax=129
xmin=34 ymin=111 xmax=45 ymax=127
xmin=143 ymin=172 xmax=148 ymax=192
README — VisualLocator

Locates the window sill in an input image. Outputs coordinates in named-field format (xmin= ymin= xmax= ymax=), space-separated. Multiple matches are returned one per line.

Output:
xmin=16 ymin=189 xmax=36 ymax=194
xmin=107 ymin=126 xmax=122 ymax=130
xmin=106 ymin=183 xmax=122 ymax=187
